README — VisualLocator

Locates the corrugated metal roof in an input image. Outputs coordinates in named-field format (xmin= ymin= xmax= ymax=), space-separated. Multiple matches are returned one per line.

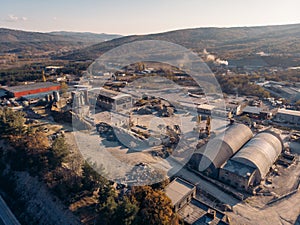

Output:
xmin=3 ymin=82 xmax=60 ymax=93
xmin=194 ymin=124 xmax=253 ymax=172
xmin=242 ymin=106 xmax=262 ymax=115
xmin=96 ymin=87 xmax=131 ymax=100
xmin=277 ymin=108 xmax=300 ymax=117
xmin=232 ymin=131 xmax=283 ymax=180
xmin=197 ymin=104 xmax=215 ymax=111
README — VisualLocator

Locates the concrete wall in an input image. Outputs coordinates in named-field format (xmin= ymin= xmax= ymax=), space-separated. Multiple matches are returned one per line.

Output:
xmin=276 ymin=113 xmax=300 ymax=125
xmin=174 ymin=188 xmax=196 ymax=212
xmin=219 ymin=168 xmax=257 ymax=192
xmin=97 ymin=95 xmax=132 ymax=112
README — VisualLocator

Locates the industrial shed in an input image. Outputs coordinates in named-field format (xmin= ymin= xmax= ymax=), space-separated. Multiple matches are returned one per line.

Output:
xmin=219 ymin=159 xmax=258 ymax=192
xmin=232 ymin=131 xmax=283 ymax=183
xmin=165 ymin=178 xmax=196 ymax=212
xmin=96 ymin=88 xmax=132 ymax=112
xmin=275 ymin=109 xmax=300 ymax=127
xmin=2 ymin=82 xmax=61 ymax=98
xmin=190 ymin=124 xmax=253 ymax=177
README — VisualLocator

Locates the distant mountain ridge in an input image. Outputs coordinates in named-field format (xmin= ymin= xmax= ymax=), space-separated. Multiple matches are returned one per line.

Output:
xmin=49 ymin=31 xmax=122 ymax=43
xmin=1 ymin=24 xmax=300 ymax=68
xmin=56 ymin=23 xmax=300 ymax=66
xmin=0 ymin=28 xmax=122 ymax=54
xmin=0 ymin=28 xmax=66 ymax=43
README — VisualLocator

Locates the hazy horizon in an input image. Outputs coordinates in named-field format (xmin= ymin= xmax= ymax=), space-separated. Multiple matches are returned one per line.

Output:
xmin=1 ymin=22 xmax=300 ymax=36
xmin=1 ymin=0 xmax=300 ymax=35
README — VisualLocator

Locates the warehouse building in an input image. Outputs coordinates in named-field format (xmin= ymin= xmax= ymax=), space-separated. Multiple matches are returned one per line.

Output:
xmin=165 ymin=178 xmax=230 ymax=224
xmin=2 ymin=82 xmax=61 ymax=99
xmin=197 ymin=104 xmax=215 ymax=116
xmin=275 ymin=108 xmax=300 ymax=127
xmin=96 ymin=88 xmax=132 ymax=112
xmin=190 ymin=123 xmax=283 ymax=192
xmin=219 ymin=159 xmax=258 ymax=192
xmin=231 ymin=131 xmax=283 ymax=184
xmin=190 ymin=124 xmax=253 ymax=177
xmin=241 ymin=105 xmax=272 ymax=120
xmin=165 ymin=177 xmax=196 ymax=212
xmin=219 ymin=131 xmax=283 ymax=192
xmin=178 ymin=199 xmax=230 ymax=225
xmin=197 ymin=104 xmax=231 ymax=119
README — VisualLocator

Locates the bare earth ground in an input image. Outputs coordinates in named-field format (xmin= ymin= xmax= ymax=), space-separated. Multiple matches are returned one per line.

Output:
xmin=229 ymin=191 xmax=300 ymax=225
xmin=32 ymin=118 xmax=300 ymax=225
xmin=228 ymin=144 xmax=300 ymax=225
xmin=66 ymin=124 xmax=300 ymax=225
xmin=0 ymin=140 xmax=81 ymax=225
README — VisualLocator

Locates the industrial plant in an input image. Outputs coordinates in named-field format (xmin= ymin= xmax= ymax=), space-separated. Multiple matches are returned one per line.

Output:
xmin=190 ymin=124 xmax=286 ymax=193
xmin=0 ymin=62 xmax=299 ymax=225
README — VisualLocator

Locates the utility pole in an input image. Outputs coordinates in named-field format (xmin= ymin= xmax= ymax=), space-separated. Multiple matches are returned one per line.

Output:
xmin=42 ymin=70 xmax=46 ymax=82
xmin=206 ymin=116 xmax=211 ymax=136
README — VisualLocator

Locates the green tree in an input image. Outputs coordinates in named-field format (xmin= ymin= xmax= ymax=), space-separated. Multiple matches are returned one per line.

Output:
xmin=111 ymin=197 xmax=139 ymax=225
xmin=81 ymin=161 xmax=105 ymax=192
xmin=0 ymin=107 xmax=25 ymax=135
xmin=50 ymin=137 xmax=69 ymax=167
xmin=60 ymin=81 xmax=68 ymax=94
xmin=23 ymin=131 xmax=50 ymax=174
xmin=25 ymin=132 xmax=49 ymax=154
xmin=131 ymin=186 xmax=177 ymax=225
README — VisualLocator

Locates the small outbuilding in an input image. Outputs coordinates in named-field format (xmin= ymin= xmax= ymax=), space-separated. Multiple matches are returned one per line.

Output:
xmin=96 ymin=88 xmax=132 ymax=112
xmin=165 ymin=178 xmax=196 ymax=212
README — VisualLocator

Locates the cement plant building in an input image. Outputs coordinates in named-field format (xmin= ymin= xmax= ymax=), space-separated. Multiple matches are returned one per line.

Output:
xmin=190 ymin=124 xmax=283 ymax=192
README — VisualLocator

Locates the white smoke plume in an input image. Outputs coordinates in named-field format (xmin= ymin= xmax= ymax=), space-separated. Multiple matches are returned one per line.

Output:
xmin=206 ymin=54 xmax=216 ymax=61
xmin=216 ymin=58 xmax=229 ymax=66
xmin=203 ymin=49 xmax=229 ymax=66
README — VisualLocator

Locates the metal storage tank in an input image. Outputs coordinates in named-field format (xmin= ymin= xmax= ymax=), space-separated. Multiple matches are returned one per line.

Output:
xmin=190 ymin=124 xmax=253 ymax=177
xmin=232 ymin=131 xmax=283 ymax=182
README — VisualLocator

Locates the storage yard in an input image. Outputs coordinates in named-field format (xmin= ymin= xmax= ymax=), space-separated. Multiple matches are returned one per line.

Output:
xmin=1 ymin=65 xmax=300 ymax=225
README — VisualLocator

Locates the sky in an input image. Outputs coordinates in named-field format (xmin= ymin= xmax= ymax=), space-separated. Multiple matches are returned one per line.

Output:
xmin=0 ymin=0 xmax=300 ymax=35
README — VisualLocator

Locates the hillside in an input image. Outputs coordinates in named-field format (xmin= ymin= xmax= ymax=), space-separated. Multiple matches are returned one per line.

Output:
xmin=56 ymin=24 xmax=300 ymax=67
xmin=49 ymin=31 xmax=122 ymax=43
xmin=0 ymin=28 xmax=121 ymax=54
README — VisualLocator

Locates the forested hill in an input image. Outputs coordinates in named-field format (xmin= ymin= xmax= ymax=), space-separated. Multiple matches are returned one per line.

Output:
xmin=0 ymin=28 xmax=121 ymax=54
xmin=56 ymin=23 xmax=300 ymax=67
